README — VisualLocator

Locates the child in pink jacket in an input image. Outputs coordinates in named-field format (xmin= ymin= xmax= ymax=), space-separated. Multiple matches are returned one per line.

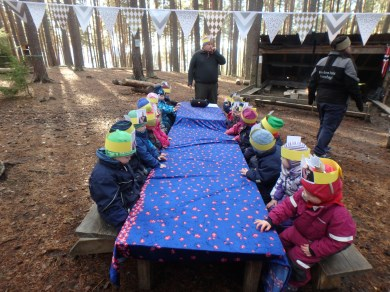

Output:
xmin=255 ymin=156 xmax=356 ymax=290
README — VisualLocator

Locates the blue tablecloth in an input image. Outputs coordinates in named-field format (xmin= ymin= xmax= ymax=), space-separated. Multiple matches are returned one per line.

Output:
xmin=110 ymin=102 xmax=290 ymax=291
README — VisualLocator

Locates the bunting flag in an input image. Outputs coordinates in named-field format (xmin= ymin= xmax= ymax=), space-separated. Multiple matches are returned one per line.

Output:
xmin=121 ymin=8 xmax=144 ymax=35
xmin=50 ymin=4 xmax=69 ymax=30
xmin=4 ymin=0 xmax=27 ymax=23
xmin=293 ymin=13 xmax=317 ymax=44
xmin=324 ymin=13 xmax=350 ymax=43
xmin=73 ymin=5 xmax=94 ymax=32
xmin=356 ymin=13 xmax=384 ymax=46
xmin=175 ymin=10 xmax=198 ymax=39
xmin=25 ymin=2 xmax=46 ymax=29
xmin=233 ymin=11 xmax=257 ymax=39
xmin=97 ymin=7 xmax=120 ymax=36
xmin=149 ymin=9 xmax=171 ymax=37
xmin=263 ymin=13 xmax=288 ymax=43
xmin=203 ymin=11 xmax=227 ymax=38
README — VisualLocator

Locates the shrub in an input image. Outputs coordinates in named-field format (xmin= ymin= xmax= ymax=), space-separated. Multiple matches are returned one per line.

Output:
xmin=0 ymin=28 xmax=29 ymax=97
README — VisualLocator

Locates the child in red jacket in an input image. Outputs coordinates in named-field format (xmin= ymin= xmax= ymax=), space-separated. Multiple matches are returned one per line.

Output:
xmin=254 ymin=156 xmax=356 ymax=290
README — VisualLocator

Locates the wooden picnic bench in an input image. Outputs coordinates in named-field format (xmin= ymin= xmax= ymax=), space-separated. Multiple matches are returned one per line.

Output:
xmin=70 ymin=204 xmax=117 ymax=256
xmin=312 ymin=244 xmax=373 ymax=290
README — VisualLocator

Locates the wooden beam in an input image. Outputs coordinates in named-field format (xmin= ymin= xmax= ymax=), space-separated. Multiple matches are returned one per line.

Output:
xmin=259 ymin=45 xmax=385 ymax=55
xmin=243 ymin=261 xmax=262 ymax=292
xmin=253 ymin=98 xmax=369 ymax=119
xmin=69 ymin=238 xmax=115 ymax=256
xmin=371 ymin=100 xmax=390 ymax=115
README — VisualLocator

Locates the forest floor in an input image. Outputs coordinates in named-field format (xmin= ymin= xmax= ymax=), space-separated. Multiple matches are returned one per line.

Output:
xmin=0 ymin=67 xmax=389 ymax=291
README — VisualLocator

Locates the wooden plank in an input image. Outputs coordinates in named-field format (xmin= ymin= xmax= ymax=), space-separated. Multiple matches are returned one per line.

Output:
xmin=253 ymin=98 xmax=369 ymax=119
xmin=137 ymin=260 xmax=152 ymax=290
xmin=245 ymin=87 xmax=262 ymax=95
xmin=69 ymin=238 xmax=115 ymax=256
xmin=243 ymin=261 xmax=262 ymax=292
xmin=319 ymin=245 xmax=372 ymax=277
xmin=75 ymin=204 xmax=117 ymax=239
xmin=371 ymin=100 xmax=390 ymax=115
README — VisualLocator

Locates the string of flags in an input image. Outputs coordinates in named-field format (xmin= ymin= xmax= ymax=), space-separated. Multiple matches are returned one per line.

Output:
xmin=1 ymin=0 xmax=389 ymax=45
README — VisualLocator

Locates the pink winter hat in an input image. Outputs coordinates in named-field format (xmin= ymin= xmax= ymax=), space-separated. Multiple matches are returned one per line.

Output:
xmin=241 ymin=108 xmax=258 ymax=125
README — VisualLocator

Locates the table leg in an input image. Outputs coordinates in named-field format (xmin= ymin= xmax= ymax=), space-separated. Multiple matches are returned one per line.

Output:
xmin=243 ymin=261 xmax=263 ymax=292
xmin=137 ymin=259 xmax=151 ymax=290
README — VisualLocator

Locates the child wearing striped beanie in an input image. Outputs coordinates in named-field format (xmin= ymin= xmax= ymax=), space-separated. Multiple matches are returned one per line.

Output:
xmin=260 ymin=113 xmax=285 ymax=146
xmin=89 ymin=129 xmax=140 ymax=232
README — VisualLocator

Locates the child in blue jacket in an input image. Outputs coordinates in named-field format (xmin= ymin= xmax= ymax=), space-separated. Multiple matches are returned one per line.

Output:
xmin=126 ymin=109 xmax=167 ymax=171
xmin=89 ymin=130 xmax=140 ymax=232
xmin=152 ymin=86 xmax=180 ymax=133
xmin=240 ymin=126 xmax=281 ymax=204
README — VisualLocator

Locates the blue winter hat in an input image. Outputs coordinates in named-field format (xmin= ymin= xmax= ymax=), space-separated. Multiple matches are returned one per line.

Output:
xmin=249 ymin=128 xmax=275 ymax=152
xmin=137 ymin=97 xmax=152 ymax=112
xmin=153 ymin=85 xmax=165 ymax=95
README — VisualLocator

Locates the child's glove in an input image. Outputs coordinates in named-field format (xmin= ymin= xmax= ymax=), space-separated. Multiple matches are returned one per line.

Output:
xmin=159 ymin=163 xmax=166 ymax=168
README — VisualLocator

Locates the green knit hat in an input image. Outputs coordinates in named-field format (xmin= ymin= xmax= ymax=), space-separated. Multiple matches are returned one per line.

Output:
xmin=261 ymin=115 xmax=284 ymax=134
xmin=125 ymin=109 xmax=147 ymax=129
xmin=105 ymin=130 xmax=135 ymax=158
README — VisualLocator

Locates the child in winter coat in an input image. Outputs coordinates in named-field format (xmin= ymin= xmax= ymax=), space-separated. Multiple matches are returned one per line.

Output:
xmin=126 ymin=109 xmax=167 ymax=171
xmin=266 ymin=137 xmax=310 ymax=229
xmin=255 ymin=156 xmax=356 ymax=290
xmin=240 ymin=127 xmax=281 ymax=204
xmin=109 ymin=120 xmax=149 ymax=186
xmin=225 ymin=107 xmax=258 ymax=155
xmin=89 ymin=130 xmax=140 ymax=232
xmin=152 ymin=86 xmax=180 ymax=133
xmin=137 ymin=97 xmax=169 ymax=150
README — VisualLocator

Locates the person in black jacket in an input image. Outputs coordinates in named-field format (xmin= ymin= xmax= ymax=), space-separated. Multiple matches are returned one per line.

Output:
xmin=188 ymin=35 xmax=226 ymax=104
xmin=308 ymin=36 xmax=364 ymax=158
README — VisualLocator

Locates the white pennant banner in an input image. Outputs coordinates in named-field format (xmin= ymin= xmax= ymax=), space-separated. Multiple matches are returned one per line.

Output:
xmin=50 ymin=4 xmax=69 ymax=30
xmin=25 ymin=2 xmax=46 ymax=29
xmin=4 ymin=0 xmax=27 ymax=23
xmin=356 ymin=13 xmax=384 ymax=46
xmin=203 ymin=11 xmax=227 ymax=38
xmin=263 ymin=13 xmax=288 ymax=43
xmin=175 ymin=10 xmax=198 ymax=39
xmin=97 ymin=7 xmax=119 ymax=36
xmin=149 ymin=9 xmax=171 ymax=37
xmin=73 ymin=5 xmax=94 ymax=32
xmin=233 ymin=11 xmax=257 ymax=39
xmin=293 ymin=13 xmax=317 ymax=44
xmin=324 ymin=13 xmax=350 ymax=43
xmin=121 ymin=8 xmax=144 ymax=35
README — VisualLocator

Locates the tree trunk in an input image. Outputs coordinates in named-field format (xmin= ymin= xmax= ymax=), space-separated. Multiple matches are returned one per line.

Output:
xmin=42 ymin=13 xmax=59 ymax=67
xmin=0 ymin=4 xmax=17 ymax=56
xmin=4 ymin=6 xmax=22 ymax=58
xmin=65 ymin=0 xmax=84 ymax=71
xmin=140 ymin=0 xmax=155 ymax=77
xmin=382 ymin=2 xmax=390 ymax=34
xmin=22 ymin=1 xmax=50 ymax=82
xmin=132 ymin=29 xmax=144 ymax=80
xmin=170 ymin=0 xmax=179 ymax=72
xmin=245 ymin=0 xmax=263 ymax=84
xmin=230 ymin=0 xmax=240 ymax=77
xmin=192 ymin=0 xmax=200 ymax=52
xmin=61 ymin=29 xmax=73 ymax=66
xmin=94 ymin=0 xmax=105 ymax=68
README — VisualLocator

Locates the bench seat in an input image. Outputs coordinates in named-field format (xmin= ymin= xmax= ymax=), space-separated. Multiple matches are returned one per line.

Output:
xmin=312 ymin=244 xmax=372 ymax=290
xmin=70 ymin=204 xmax=117 ymax=256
